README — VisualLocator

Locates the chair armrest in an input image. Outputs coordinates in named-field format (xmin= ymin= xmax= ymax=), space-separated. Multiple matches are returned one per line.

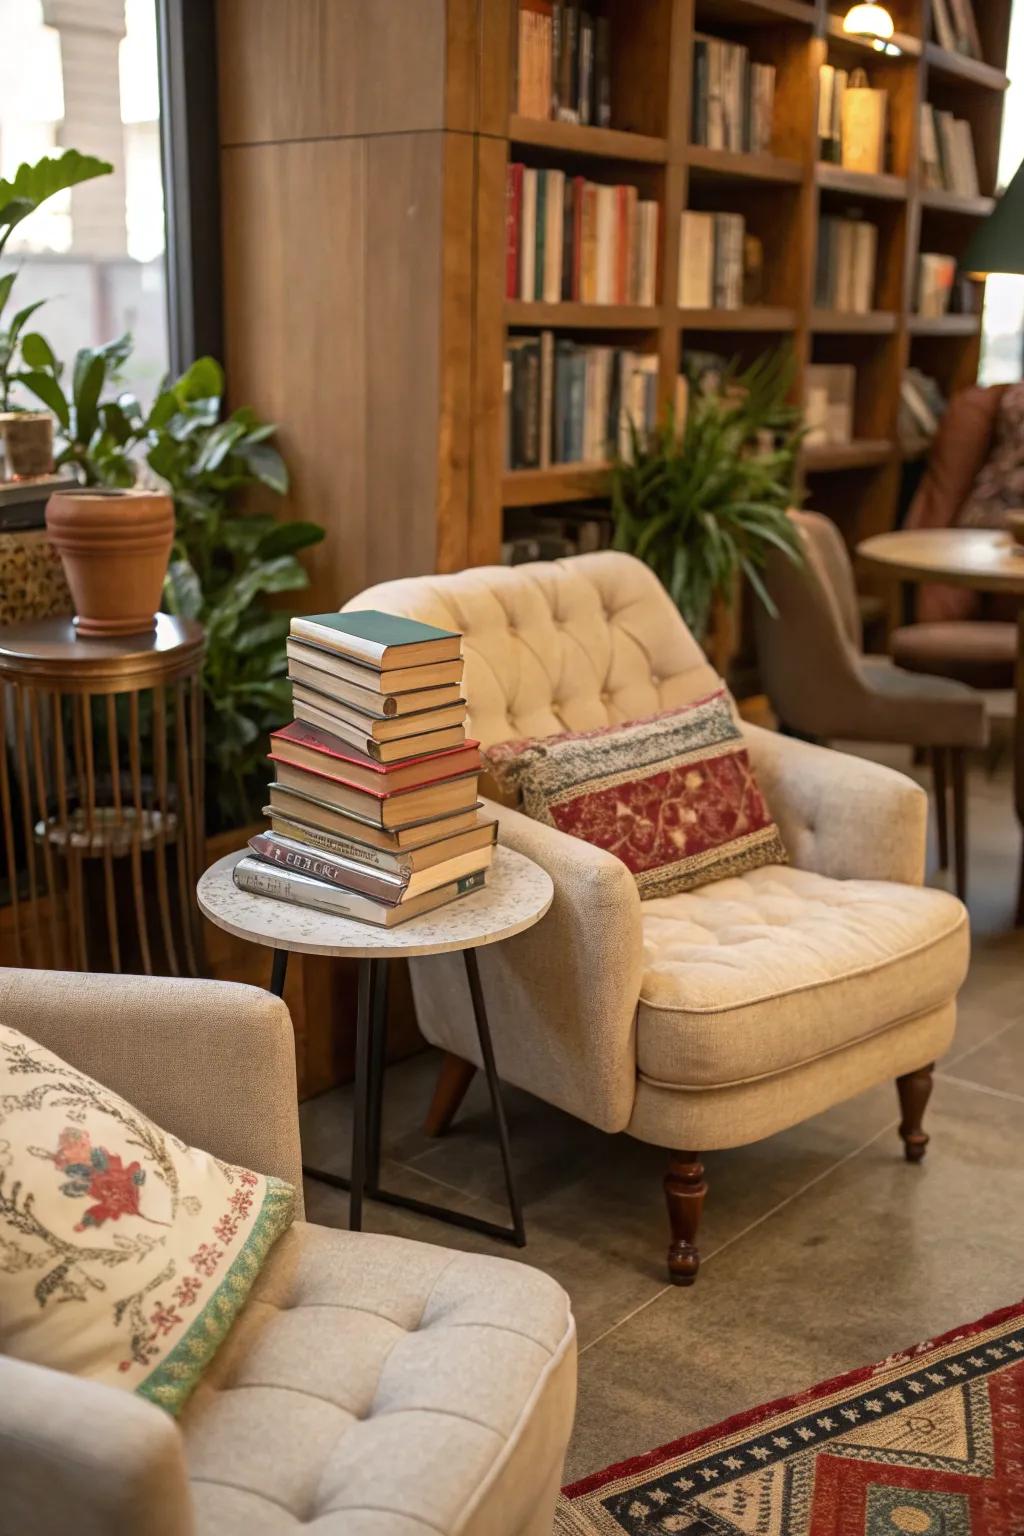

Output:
xmin=0 ymin=1357 xmax=193 ymax=1536
xmin=409 ymin=798 xmax=644 ymax=1132
xmin=743 ymin=724 xmax=928 ymax=885
xmin=0 ymin=971 xmax=304 ymax=1209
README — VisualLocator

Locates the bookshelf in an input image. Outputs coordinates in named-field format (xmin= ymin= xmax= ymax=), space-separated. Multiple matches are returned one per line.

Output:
xmin=488 ymin=0 xmax=1012 ymax=556
xmin=215 ymin=0 xmax=1012 ymax=610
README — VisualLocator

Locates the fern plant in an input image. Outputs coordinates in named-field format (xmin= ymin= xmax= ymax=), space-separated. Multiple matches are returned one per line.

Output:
xmin=609 ymin=348 xmax=805 ymax=642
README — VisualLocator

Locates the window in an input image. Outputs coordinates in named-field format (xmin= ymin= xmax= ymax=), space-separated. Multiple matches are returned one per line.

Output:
xmin=979 ymin=0 xmax=1024 ymax=385
xmin=0 ymin=0 xmax=168 ymax=404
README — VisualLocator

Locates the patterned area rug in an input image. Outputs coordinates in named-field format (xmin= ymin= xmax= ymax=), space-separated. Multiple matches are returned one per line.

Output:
xmin=556 ymin=1300 xmax=1024 ymax=1535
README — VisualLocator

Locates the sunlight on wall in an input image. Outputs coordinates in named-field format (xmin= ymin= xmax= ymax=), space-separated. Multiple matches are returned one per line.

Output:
xmin=980 ymin=0 xmax=1024 ymax=383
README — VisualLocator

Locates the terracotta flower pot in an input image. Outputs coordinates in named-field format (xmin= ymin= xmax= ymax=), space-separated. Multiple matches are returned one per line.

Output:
xmin=1 ymin=412 xmax=54 ymax=479
xmin=45 ymin=488 xmax=175 ymax=638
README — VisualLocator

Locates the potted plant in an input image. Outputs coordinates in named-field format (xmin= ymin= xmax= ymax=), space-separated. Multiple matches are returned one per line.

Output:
xmin=0 ymin=151 xmax=112 ymax=479
xmin=609 ymin=348 xmax=805 ymax=648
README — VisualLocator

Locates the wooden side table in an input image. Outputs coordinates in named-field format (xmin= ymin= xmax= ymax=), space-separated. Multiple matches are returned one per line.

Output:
xmin=0 ymin=614 xmax=206 ymax=975
xmin=198 ymin=845 xmax=554 ymax=1245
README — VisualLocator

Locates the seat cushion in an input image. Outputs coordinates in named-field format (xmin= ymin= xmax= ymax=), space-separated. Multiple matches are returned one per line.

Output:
xmin=180 ymin=1224 xmax=576 ymax=1536
xmin=857 ymin=655 xmax=989 ymax=749
xmin=637 ymin=865 xmax=968 ymax=1087
xmin=890 ymin=621 xmax=1017 ymax=691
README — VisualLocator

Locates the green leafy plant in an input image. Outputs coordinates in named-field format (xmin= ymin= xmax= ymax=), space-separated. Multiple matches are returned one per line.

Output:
xmin=610 ymin=348 xmax=805 ymax=642
xmin=20 ymin=342 xmax=323 ymax=829
xmin=0 ymin=151 xmax=112 ymax=410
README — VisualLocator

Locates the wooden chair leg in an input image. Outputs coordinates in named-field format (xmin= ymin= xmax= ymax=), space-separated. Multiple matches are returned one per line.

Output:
xmin=664 ymin=1152 xmax=706 ymax=1286
xmin=950 ymin=747 xmax=968 ymax=902
xmin=897 ymin=1064 xmax=934 ymax=1163
xmin=423 ymin=1051 xmax=476 ymax=1137
xmin=930 ymin=747 xmax=949 ymax=872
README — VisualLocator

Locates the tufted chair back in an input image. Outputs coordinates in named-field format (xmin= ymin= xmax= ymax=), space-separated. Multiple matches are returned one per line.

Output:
xmin=342 ymin=551 xmax=721 ymax=749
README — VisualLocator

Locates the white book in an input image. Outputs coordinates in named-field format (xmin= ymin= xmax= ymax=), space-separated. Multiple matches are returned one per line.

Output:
xmin=543 ymin=169 xmax=565 ymax=303
xmin=919 ymin=105 xmax=943 ymax=190
xmin=595 ymin=184 xmax=616 ymax=304
xmin=818 ymin=64 xmax=835 ymax=156
xmin=953 ymin=119 xmax=979 ymax=196
xmin=936 ymin=111 xmax=959 ymax=191
xmin=637 ymin=201 xmax=658 ymax=306
xmin=520 ymin=168 xmax=537 ymax=300
xmin=679 ymin=211 xmax=714 ymax=308
xmin=707 ymin=39 xmax=725 ymax=150
xmin=835 ymin=222 xmax=855 ymax=311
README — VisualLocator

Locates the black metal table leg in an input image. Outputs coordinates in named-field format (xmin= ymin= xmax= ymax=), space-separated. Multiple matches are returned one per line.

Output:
xmin=270 ymin=948 xmax=289 ymax=997
xmin=299 ymin=947 xmax=526 ymax=1247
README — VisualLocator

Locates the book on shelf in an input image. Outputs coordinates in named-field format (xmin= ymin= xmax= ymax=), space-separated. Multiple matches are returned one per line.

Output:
xmin=921 ymin=107 xmax=980 ymax=196
xmin=805 ymin=364 xmax=856 ymax=447
xmin=932 ymin=0 xmax=982 ymax=58
xmin=817 ymin=65 xmax=847 ymax=164
xmin=691 ymin=34 xmax=775 ymax=154
xmin=678 ymin=210 xmax=746 ymax=310
xmin=815 ymin=215 xmax=878 ymax=313
xmin=235 ymin=612 xmax=493 ymax=927
xmin=900 ymin=368 xmax=946 ymax=442
xmin=917 ymin=253 xmax=958 ymax=317
xmin=233 ymin=856 xmax=487 ymax=927
xmin=515 ymin=0 xmax=612 ymax=126
xmin=505 ymin=166 xmax=658 ymax=305
xmin=840 ymin=71 xmax=887 ymax=176
xmin=504 ymin=332 xmax=658 ymax=469
xmin=290 ymin=611 xmax=462 ymax=669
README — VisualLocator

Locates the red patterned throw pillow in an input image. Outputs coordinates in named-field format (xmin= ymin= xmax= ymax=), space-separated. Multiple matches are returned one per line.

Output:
xmin=484 ymin=691 xmax=786 ymax=897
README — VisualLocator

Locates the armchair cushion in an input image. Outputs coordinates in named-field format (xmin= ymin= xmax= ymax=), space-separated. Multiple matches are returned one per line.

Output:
xmin=483 ymin=690 xmax=786 ymax=896
xmin=637 ymin=866 xmax=968 ymax=1086
xmin=0 ymin=1024 xmax=295 ymax=1416
xmin=180 ymin=1223 xmax=577 ymax=1536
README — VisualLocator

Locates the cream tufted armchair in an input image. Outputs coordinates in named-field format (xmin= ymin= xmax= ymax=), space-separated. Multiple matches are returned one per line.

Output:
xmin=344 ymin=553 xmax=969 ymax=1283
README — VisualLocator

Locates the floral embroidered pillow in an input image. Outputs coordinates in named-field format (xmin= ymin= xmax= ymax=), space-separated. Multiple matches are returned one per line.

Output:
xmin=0 ymin=1025 xmax=295 ymax=1416
xmin=483 ymin=690 xmax=787 ymax=897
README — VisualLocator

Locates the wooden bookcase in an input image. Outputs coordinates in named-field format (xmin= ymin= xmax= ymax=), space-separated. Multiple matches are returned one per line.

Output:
xmin=486 ymin=0 xmax=1012 ymax=555
xmin=216 ymin=0 xmax=1011 ymax=609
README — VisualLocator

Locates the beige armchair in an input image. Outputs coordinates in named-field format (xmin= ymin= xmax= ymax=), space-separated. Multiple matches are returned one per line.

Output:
xmin=0 ymin=969 xmax=577 ymax=1536
xmin=345 ymin=552 xmax=969 ymax=1283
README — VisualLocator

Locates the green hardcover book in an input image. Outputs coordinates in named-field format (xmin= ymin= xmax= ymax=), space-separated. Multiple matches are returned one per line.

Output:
xmin=289 ymin=610 xmax=463 ymax=670
xmin=535 ymin=169 xmax=547 ymax=301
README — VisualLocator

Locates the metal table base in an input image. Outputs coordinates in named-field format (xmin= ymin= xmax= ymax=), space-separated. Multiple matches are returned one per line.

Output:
xmin=272 ymin=948 xmax=525 ymax=1247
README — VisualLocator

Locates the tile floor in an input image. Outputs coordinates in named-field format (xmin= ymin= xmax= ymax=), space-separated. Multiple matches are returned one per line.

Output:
xmin=300 ymin=742 xmax=1024 ymax=1484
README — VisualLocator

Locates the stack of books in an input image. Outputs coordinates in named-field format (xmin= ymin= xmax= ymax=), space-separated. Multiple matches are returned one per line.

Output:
xmin=815 ymin=215 xmax=878 ymax=313
xmin=504 ymin=332 xmax=661 ymax=468
xmin=232 ymin=613 xmax=497 ymax=926
xmin=678 ymin=210 xmax=749 ymax=310
xmin=805 ymin=365 xmax=856 ymax=447
xmin=515 ymin=1 xmax=612 ymax=126
xmin=931 ymin=0 xmax=982 ymax=59
xmin=691 ymin=34 xmax=776 ymax=154
xmin=505 ymin=167 xmax=659 ymax=305
xmin=917 ymin=254 xmax=959 ymax=317
xmin=920 ymin=107 xmax=980 ymax=196
xmin=818 ymin=66 xmax=887 ymax=174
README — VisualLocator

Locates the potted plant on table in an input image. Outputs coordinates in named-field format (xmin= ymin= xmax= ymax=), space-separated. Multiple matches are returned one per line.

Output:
xmin=609 ymin=347 xmax=805 ymax=656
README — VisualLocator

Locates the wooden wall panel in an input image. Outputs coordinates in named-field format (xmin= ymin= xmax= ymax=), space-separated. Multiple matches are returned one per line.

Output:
xmin=221 ymin=133 xmax=451 ymax=610
xmin=218 ymin=0 xmax=447 ymax=144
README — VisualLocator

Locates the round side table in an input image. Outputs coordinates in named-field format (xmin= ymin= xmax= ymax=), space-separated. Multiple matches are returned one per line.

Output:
xmin=198 ymin=844 xmax=554 ymax=1245
xmin=0 ymin=613 xmax=206 ymax=976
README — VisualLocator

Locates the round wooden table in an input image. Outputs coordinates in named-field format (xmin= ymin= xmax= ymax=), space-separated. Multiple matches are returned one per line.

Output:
xmin=0 ymin=613 xmax=206 ymax=974
xmin=857 ymin=528 xmax=1024 ymax=921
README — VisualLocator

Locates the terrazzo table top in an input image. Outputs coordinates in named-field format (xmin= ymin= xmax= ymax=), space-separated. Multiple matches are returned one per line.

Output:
xmin=197 ymin=844 xmax=554 ymax=959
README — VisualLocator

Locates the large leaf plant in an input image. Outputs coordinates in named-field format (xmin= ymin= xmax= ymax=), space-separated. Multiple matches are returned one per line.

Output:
xmin=18 ymin=346 xmax=323 ymax=830
xmin=610 ymin=348 xmax=805 ymax=642
xmin=0 ymin=151 xmax=113 ymax=410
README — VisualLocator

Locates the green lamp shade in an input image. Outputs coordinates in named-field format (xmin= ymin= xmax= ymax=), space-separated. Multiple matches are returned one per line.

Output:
xmin=961 ymin=157 xmax=1024 ymax=277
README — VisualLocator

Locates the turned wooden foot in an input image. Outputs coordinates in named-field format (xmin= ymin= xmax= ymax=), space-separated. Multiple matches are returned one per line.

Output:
xmin=423 ymin=1052 xmax=476 ymax=1137
xmin=664 ymin=1152 xmax=706 ymax=1285
xmin=897 ymin=1064 xmax=934 ymax=1163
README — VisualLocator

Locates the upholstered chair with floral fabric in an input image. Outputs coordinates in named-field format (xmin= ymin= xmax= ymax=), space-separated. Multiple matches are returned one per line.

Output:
xmin=344 ymin=552 xmax=969 ymax=1283
xmin=0 ymin=969 xmax=577 ymax=1536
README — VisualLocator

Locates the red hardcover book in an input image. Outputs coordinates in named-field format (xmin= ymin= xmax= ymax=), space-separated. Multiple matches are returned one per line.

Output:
xmin=571 ymin=174 xmax=585 ymax=301
xmin=269 ymin=720 xmax=480 ymax=795
xmin=615 ymin=184 xmax=629 ymax=304
xmin=506 ymin=162 xmax=524 ymax=299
